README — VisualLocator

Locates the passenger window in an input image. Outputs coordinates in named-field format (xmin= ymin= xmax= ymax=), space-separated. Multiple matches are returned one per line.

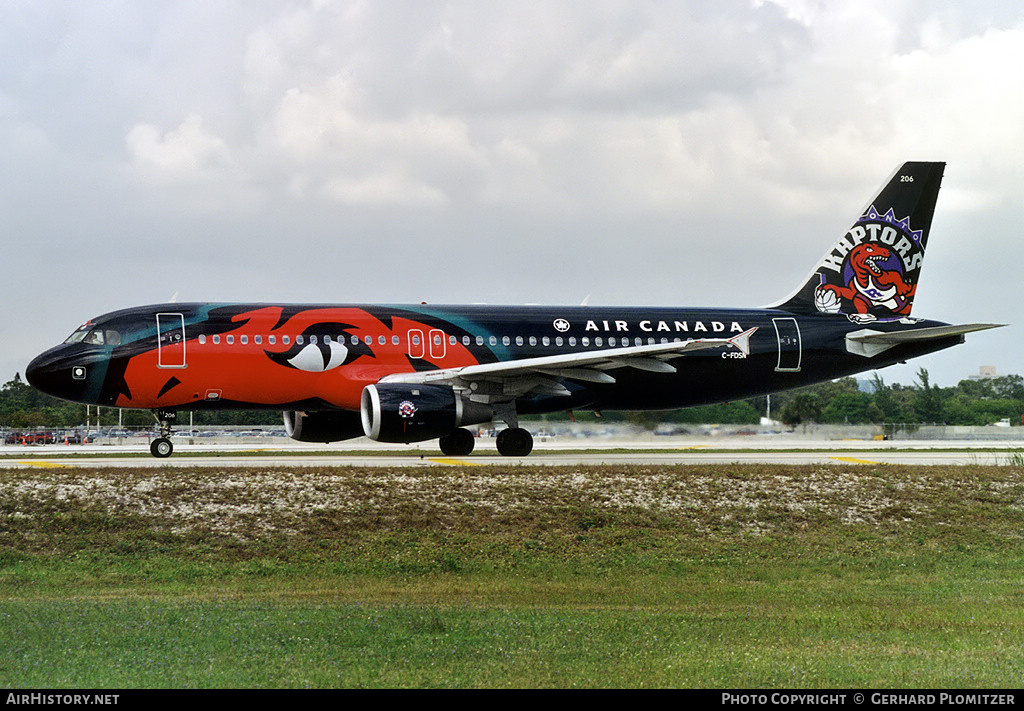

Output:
xmin=213 ymin=335 xmax=220 ymax=344
xmin=199 ymin=335 xmax=207 ymax=345
xmin=227 ymin=335 xmax=234 ymax=345
xmin=268 ymin=335 xmax=276 ymax=345
xmin=282 ymin=336 xmax=290 ymax=345
xmin=241 ymin=335 xmax=248 ymax=345
xmin=296 ymin=336 xmax=303 ymax=345
xmin=254 ymin=335 xmax=262 ymax=345
xmin=502 ymin=336 xmax=510 ymax=346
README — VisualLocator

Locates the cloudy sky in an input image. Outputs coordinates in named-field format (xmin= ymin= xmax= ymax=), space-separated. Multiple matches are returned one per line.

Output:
xmin=2 ymin=0 xmax=1021 ymax=390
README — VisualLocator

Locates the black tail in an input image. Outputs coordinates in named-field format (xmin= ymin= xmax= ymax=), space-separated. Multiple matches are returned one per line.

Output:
xmin=773 ymin=162 xmax=945 ymax=323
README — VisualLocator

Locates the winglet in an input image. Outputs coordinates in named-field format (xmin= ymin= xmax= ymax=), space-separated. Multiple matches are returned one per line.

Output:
xmin=728 ymin=327 xmax=757 ymax=356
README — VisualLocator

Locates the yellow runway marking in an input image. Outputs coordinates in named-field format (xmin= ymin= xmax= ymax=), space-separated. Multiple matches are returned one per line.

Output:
xmin=429 ymin=458 xmax=484 ymax=467
xmin=829 ymin=456 xmax=883 ymax=465
xmin=19 ymin=460 xmax=72 ymax=468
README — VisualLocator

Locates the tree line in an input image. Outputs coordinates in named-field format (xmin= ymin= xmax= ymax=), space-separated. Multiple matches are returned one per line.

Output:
xmin=532 ymin=368 xmax=1024 ymax=429
xmin=2 ymin=369 xmax=1022 ymax=431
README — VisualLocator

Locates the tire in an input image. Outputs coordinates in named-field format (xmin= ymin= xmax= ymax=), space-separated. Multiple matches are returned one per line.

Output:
xmin=150 ymin=437 xmax=173 ymax=458
xmin=439 ymin=428 xmax=475 ymax=456
xmin=495 ymin=427 xmax=533 ymax=457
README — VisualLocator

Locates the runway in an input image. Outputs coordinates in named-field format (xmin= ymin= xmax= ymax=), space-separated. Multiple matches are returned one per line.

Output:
xmin=2 ymin=435 xmax=1021 ymax=468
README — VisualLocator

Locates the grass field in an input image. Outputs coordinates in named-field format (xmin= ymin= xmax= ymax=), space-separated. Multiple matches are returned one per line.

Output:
xmin=1 ymin=463 xmax=1023 ymax=688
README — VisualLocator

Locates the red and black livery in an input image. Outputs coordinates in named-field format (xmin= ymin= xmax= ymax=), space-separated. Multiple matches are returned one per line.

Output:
xmin=27 ymin=162 xmax=999 ymax=457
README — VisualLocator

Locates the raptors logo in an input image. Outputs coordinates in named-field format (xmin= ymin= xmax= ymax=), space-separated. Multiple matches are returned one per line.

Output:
xmin=813 ymin=206 xmax=924 ymax=323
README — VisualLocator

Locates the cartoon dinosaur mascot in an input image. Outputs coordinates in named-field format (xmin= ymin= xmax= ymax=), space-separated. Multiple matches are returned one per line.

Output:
xmin=813 ymin=242 xmax=915 ymax=323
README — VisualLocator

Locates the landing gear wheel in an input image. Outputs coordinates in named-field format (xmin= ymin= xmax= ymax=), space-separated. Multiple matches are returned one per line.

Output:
xmin=439 ymin=428 xmax=476 ymax=456
xmin=151 ymin=409 xmax=177 ymax=458
xmin=496 ymin=427 xmax=533 ymax=457
xmin=151 ymin=437 xmax=173 ymax=458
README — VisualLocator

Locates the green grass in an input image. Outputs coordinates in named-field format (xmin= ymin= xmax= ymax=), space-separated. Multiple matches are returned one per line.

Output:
xmin=1 ymin=463 xmax=1023 ymax=687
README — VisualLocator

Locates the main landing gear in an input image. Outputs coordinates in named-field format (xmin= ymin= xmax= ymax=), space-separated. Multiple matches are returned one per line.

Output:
xmin=438 ymin=427 xmax=475 ymax=456
xmin=496 ymin=427 xmax=533 ymax=457
xmin=491 ymin=401 xmax=533 ymax=457
xmin=437 ymin=426 xmax=534 ymax=457
xmin=437 ymin=400 xmax=534 ymax=458
xmin=150 ymin=409 xmax=176 ymax=458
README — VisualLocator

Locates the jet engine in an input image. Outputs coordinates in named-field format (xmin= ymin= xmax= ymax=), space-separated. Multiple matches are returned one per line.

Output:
xmin=360 ymin=383 xmax=492 ymax=443
xmin=283 ymin=409 xmax=364 ymax=443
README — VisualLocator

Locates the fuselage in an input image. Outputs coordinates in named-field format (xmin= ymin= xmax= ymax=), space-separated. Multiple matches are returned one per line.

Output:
xmin=22 ymin=161 xmax=990 ymax=459
xmin=26 ymin=301 xmax=962 ymax=416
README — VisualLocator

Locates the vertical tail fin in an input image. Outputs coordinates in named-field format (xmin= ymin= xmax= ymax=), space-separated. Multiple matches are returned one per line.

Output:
xmin=773 ymin=162 xmax=945 ymax=323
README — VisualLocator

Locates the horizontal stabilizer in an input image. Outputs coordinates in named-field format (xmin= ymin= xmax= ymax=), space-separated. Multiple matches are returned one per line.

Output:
xmin=846 ymin=323 xmax=1004 ymax=357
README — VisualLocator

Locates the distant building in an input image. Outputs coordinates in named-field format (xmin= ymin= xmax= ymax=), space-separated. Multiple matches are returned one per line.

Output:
xmin=969 ymin=366 xmax=997 ymax=381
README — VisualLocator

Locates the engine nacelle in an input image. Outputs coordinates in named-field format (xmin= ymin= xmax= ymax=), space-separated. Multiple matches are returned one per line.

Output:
xmin=283 ymin=410 xmax=364 ymax=443
xmin=360 ymin=383 xmax=492 ymax=443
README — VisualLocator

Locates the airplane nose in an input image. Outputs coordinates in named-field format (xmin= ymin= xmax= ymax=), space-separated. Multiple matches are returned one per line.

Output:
xmin=25 ymin=346 xmax=91 ymax=401
xmin=24 ymin=350 xmax=52 ymax=389
xmin=26 ymin=348 xmax=62 ymax=396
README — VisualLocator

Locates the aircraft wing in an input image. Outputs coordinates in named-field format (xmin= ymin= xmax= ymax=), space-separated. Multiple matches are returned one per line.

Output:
xmin=845 ymin=323 xmax=1004 ymax=358
xmin=380 ymin=328 xmax=756 ymax=398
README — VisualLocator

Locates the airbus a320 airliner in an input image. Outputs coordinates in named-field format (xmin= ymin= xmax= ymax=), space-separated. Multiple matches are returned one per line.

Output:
xmin=27 ymin=162 xmax=1000 ymax=457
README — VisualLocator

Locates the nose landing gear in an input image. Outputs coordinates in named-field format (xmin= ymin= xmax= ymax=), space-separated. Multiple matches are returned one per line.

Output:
xmin=150 ymin=409 xmax=176 ymax=458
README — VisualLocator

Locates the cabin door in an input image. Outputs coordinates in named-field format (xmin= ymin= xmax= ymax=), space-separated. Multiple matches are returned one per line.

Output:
xmin=156 ymin=313 xmax=187 ymax=368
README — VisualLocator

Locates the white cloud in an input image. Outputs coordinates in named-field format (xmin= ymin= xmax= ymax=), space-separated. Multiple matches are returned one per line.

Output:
xmin=321 ymin=170 xmax=449 ymax=208
xmin=126 ymin=114 xmax=233 ymax=182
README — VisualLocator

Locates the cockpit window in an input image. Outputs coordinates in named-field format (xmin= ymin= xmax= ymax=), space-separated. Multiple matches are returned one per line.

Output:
xmin=64 ymin=326 xmax=121 ymax=346
xmin=64 ymin=325 xmax=90 ymax=344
